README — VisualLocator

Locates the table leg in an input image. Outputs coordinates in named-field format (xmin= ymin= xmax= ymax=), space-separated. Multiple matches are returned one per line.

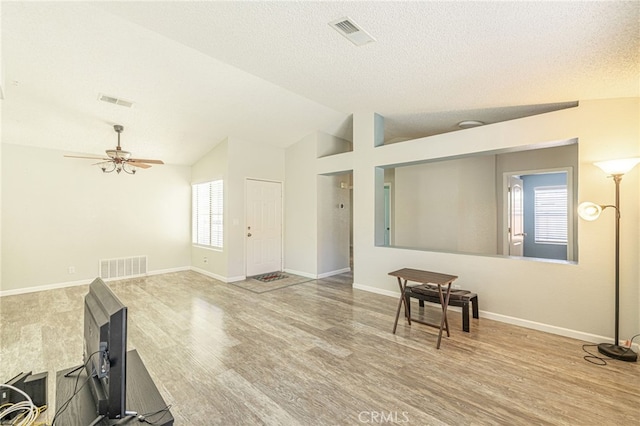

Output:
xmin=392 ymin=277 xmax=409 ymax=333
xmin=436 ymin=282 xmax=453 ymax=349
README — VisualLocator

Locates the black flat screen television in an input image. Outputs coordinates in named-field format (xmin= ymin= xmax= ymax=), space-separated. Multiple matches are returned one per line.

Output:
xmin=83 ymin=277 xmax=128 ymax=420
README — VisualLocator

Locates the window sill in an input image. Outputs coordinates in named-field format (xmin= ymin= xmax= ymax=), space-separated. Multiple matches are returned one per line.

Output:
xmin=192 ymin=244 xmax=223 ymax=252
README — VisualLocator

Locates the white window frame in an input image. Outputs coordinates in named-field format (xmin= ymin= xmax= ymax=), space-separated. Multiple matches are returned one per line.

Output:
xmin=534 ymin=185 xmax=568 ymax=245
xmin=192 ymin=180 xmax=223 ymax=249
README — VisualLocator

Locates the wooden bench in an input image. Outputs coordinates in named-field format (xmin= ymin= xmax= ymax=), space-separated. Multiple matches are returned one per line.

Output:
xmin=404 ymin=285 xmax=479 ymax=332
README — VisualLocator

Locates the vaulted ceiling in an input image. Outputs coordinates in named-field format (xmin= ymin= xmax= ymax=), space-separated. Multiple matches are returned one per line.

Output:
xmin=2 ymin=1 xmax=638 ymax=165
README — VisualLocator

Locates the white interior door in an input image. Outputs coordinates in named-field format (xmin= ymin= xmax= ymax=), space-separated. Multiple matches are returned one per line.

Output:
xmin=508 ymin=175 xmax=525 ymax=256
xmin=246 ymin=179 xmax=282 ymax=277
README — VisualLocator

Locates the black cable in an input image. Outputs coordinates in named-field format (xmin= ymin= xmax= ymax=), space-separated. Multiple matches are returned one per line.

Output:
xmin=51 ymin=374 xmax=92 ymax=425
xmin=52 ymin=350 xmax=103 ymax=425
xmin=582 ymin=344 xmax=607 ymax=365
xmin=137 ymin=404 xmax=172 ymax=425
xmin=582 ymin=333 xmax=639 ymax=366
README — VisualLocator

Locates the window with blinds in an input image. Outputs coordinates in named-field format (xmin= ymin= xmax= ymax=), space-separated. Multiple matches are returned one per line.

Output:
xmin=192 ymin=180 xmax=223 ymax=248
xmin=534 ymin=185 xmax=567 ymax=244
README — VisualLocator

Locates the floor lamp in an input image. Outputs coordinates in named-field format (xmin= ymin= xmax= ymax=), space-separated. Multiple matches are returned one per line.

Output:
xmin=578 ymin=157 xmax=640 ymax=362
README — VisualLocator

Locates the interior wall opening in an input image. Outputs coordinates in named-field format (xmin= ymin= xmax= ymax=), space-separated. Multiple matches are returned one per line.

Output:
xmin=375 ymin=140 xmax=578 ymax=263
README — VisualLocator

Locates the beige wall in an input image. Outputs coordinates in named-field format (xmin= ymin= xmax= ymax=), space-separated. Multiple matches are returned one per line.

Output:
xmin=227 ymin=137 xmax=285 ymax=279
xmin=1 ymin=143 xmax=191 ymax=293
xmin=317 ymin=174 xmax=351 ymax=276
xmin=285 ymin=132 xmax=355 ymax=278
xmin=191 ymin=138 xmax=229 ymax=279
xmin=284 ymin=133 xmax=318 ymax=276
xmin=192 ymin=137 xmax=285 ymax=281
xmin=3 ymin=98 xmax=638 ymax=346
xmin=298 ymin=98 xmax=639 ymax=343
xmin=393 ymin=155 xmax=497 ymax=254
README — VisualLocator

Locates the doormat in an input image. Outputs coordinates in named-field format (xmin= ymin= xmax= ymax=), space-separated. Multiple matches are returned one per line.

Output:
xmin=231 ymin=273 xmax=313 ymax=294
xmin=252 ymin=272 xmax=288 ymax=282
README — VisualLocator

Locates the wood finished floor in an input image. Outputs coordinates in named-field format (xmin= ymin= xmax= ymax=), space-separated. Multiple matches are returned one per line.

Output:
xmin=1 ymin=271 xmax=638 ymax=425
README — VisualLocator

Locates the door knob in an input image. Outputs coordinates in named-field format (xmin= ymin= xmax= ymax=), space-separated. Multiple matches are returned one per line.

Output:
xmin=247 ymin=233 xmax=252 ymax=237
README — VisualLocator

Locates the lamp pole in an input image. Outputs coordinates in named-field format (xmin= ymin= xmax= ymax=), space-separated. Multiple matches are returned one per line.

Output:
xmin=613 ymin=174 xmax=620 ymax=348
xmin=596 ymin=174 xmax=636 ymax=362
xmin=579 ymin=157 xmax=640 ymax=362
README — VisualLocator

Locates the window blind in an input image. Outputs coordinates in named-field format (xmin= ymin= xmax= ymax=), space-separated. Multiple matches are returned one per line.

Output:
xmin=192 ymin=180 xmax=223 ymax=248
xmin=534 ymin=185 xmax=567 ymax=244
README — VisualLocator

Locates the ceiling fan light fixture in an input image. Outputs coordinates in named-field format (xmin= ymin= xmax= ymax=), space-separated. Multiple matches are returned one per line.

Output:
xmin=98 ymin=161 xmax=116 ymax=174
xmin=457 ymin=120 xmax=485 ymax=129
xmin=106 ymin=149 xmax=131 ymax=160
xmin=65 ymin=124 xmax=163 ymax=174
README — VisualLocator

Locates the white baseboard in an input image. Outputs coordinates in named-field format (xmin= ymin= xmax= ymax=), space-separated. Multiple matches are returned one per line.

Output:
xmin=280 ymin=268 xmax=351 ymax=280
xmin=317 ymin=268 xmax=351 ymax=279
xmin=0 ymin=266 xmax=191 ymax=297
xmin=226 ymin=275 xmax=246 ymax=283
xmin=353 ymin=281 xmax=639 ymax=350
xmin=190 ymin=267 xmax=227 ymax=282
xmin=189 ymin=267 xmax=246 ymax=283
xmin=147 ymin=266 xmax=191 ymax=276
xmin=0 ymin=278 xmax=94 ymax=297
xmin=353 ymin=282 xmax=398 ymax=298
xmin=282 ymin=269 xmax=317 ymax=279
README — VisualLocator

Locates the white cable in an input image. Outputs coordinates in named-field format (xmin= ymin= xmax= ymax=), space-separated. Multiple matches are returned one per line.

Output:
xmin=0 ymin=383 xmax=39 ymax=426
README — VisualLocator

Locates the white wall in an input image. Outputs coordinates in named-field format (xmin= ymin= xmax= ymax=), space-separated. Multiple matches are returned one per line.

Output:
xmin=393 ymin=155 xmax=497 ymax=254
xmin=317 ymin=174 xmax=351 ymax=276
xmin=1 ymin=143 xmax=191 ymax=293
xmin=227 ymin=137 xmax=285 ymax=279
xmin=192 ymin=136 xmax=286 ymax=281
xmin=290 ymin=98 xmax=639 ymax=344
xmin=191 ymin=139 xmax=229 ymax=279
xmin=317 ymin=131 xmax=352 ymax=158
xmin=284 ymin=133 xmax=318 ymax=275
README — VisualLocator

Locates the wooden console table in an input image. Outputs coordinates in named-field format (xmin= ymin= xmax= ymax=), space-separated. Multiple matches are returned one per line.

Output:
xmin=389 ymin=268 xmax=458 ymax=349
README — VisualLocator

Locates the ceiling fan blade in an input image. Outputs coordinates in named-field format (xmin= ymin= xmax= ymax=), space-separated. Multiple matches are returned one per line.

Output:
xmin=130 ymin=158 xmax=164 ymax=164
xmin=127 ymin=161 xmax=152 ymax=169
xmin=64 ymin=155 xmax=110 ymax=160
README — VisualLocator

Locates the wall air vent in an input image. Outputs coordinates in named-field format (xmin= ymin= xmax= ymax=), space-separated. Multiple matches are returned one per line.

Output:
xmin=99 ymin=255 xmax=147 ymax=280
xmin=98 ymin=93 xmax=134 ymax=108
xmin=329 ymin=17 xmax=376 ymax=46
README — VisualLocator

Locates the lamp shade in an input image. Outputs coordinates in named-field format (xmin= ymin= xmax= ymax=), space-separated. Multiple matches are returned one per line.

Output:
xmin=577 ymin=202 xmax=602 ymax=221
xmin=593 ymin=157 xmax=640 ymax=175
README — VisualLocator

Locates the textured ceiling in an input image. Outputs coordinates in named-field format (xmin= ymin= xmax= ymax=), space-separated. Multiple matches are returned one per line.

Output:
xmin=2 ymin=1 xmax=638 ymax=165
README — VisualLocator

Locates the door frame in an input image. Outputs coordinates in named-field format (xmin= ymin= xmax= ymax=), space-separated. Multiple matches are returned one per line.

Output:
xmin=383 ymin=182 xmax=392 ymax=246
xmin=507 ymin=175 xmax=525 ymax=256
xmin=502 ymin=167 xmax=574 ymax=260
xmin=245 ymin=178 xmax=284 ymax=277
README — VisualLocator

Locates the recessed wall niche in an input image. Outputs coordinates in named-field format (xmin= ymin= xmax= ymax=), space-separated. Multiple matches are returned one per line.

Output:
xmin=316 ymin=115 xmax=353 ymax=158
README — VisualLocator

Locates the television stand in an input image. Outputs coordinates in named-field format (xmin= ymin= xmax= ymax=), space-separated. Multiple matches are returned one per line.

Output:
xmin=63 ymin=364 xmax=84 ymax=377
xmin=88 ymin=415 xmax=105 ymax=426
xmin=55 ymin=350 xmax=173 ymax=426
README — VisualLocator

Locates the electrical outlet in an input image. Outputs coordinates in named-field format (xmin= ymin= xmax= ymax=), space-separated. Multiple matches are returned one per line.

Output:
xmin=68 ymin=266 xmax=76 ymax=274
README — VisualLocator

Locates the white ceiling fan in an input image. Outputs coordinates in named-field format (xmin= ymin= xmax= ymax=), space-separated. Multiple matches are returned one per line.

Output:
xmin=64 ymin=124 xmax=164 ymax=174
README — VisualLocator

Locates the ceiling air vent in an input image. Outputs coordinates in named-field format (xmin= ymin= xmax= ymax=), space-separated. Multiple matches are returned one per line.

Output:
xmin=329 ymin=17 xmax=376 ymax=46
xmin=98 ymin=93 xmax=134 ymax=108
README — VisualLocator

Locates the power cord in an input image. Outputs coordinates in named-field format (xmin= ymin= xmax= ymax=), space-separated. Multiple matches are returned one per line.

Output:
xmin=136 ymin=405 xmax=172 ymax=425
xmin=582 ymin=333 xmax=639 ymax=365
xmin=51 ymin=350 xmax=103 ymax=425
